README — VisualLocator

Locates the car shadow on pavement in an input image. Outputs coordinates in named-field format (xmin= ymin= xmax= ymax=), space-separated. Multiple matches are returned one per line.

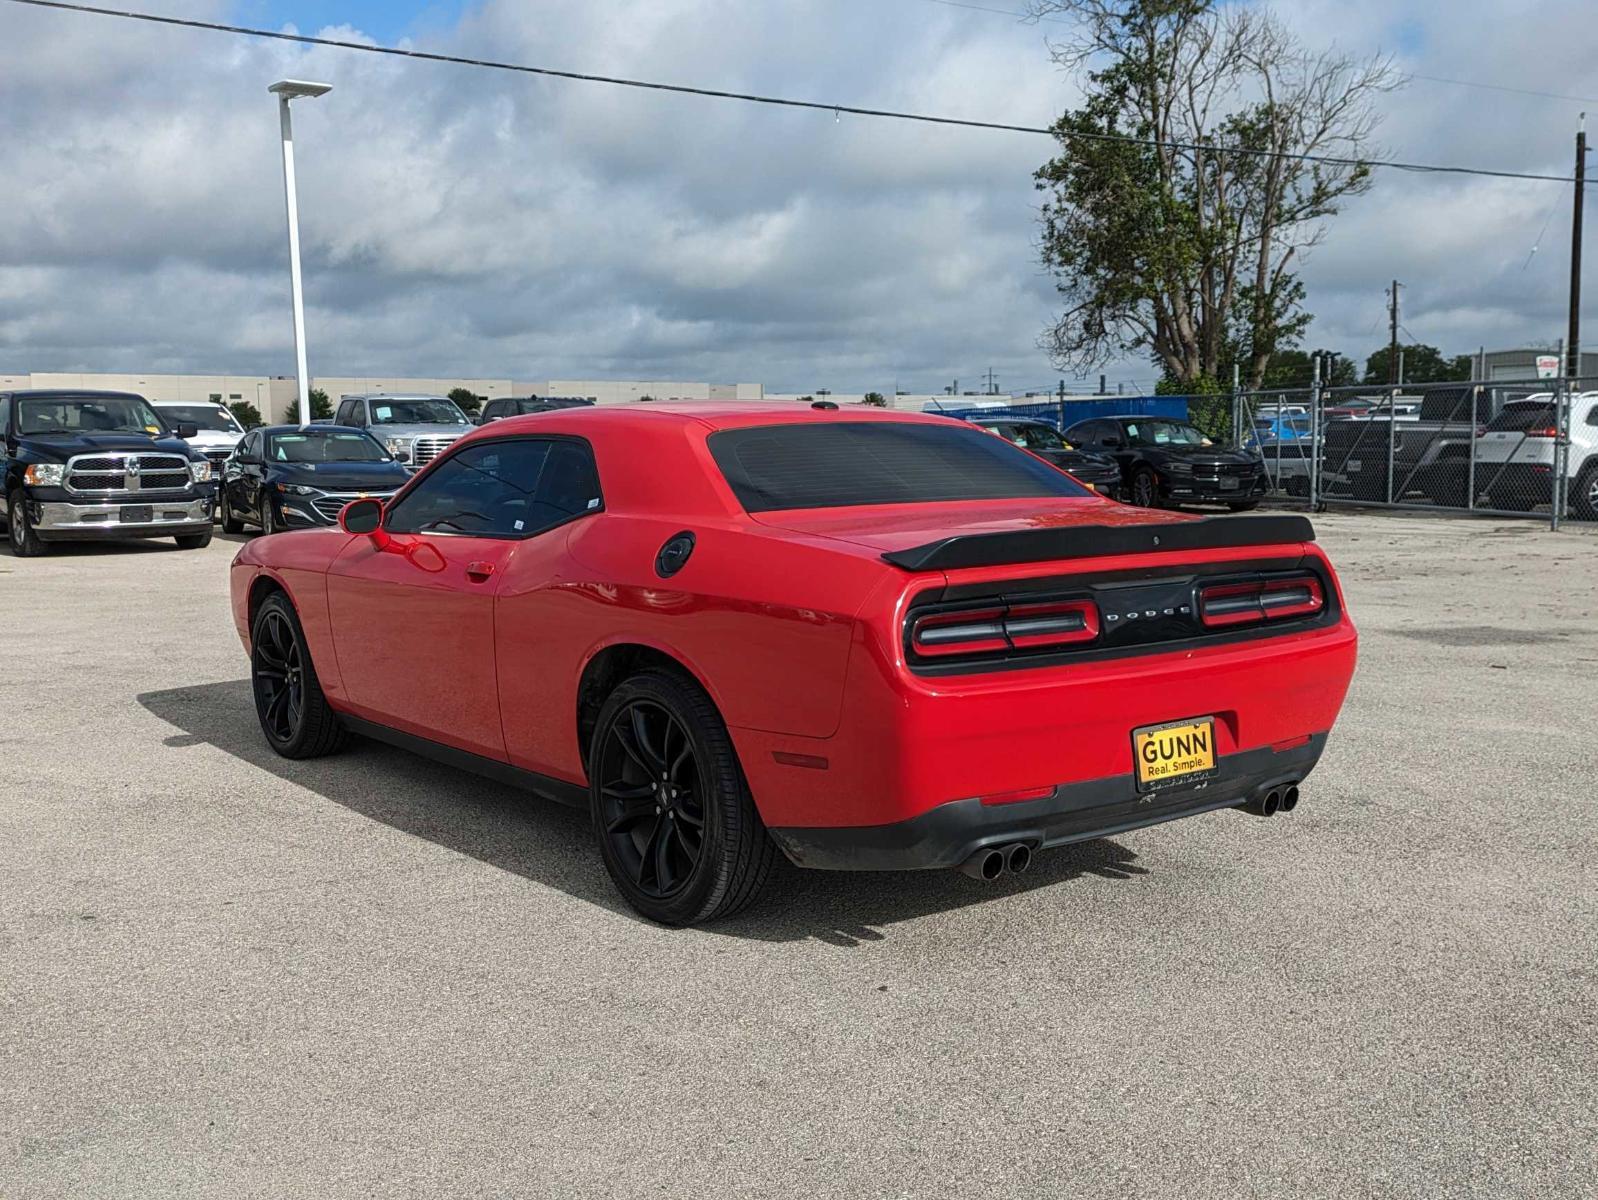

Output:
xmin=137 ymin=680 xmax=1148 ymax=945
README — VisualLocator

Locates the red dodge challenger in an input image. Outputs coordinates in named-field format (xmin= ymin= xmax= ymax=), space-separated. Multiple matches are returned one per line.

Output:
xmin=230 ymin=403 xmax=1357 ymax=925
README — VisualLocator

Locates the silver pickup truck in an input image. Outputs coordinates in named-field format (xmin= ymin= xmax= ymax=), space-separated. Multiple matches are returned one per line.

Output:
xmin=332 ymin=393 xmax=473 ymax=471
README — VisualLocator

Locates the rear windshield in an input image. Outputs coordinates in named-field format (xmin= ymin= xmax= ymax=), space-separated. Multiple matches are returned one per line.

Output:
xmin=1485 ymin=401 xmax=1556 ymax=432
xmin=708 ymin=422 xmax=1092 ymax=512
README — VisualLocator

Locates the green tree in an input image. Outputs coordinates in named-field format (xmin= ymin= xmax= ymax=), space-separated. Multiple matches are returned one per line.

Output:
xmin=862 ymin=391 xmax=887 ymax=407
xmin=1259 ymin=349 xmax=1357 ymax=389
xmin=448 ymin=387 xmax=483 ymax=416
xmin=228 ymin=401 xmax=262 ymax=429
xmin=308 ymin=388 xmax=333 ymax=420
xmin=1362 ymin=344 xmax=1472 ymax=385
xmin=1031 ymin=0 xmax=1397 ymax=390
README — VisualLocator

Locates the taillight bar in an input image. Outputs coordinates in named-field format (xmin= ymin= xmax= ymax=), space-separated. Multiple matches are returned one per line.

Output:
xmin=1198 ymin=573 xmax=1324 ymax=628
xmin=911 ymin=598 xmax=1100 ymax=659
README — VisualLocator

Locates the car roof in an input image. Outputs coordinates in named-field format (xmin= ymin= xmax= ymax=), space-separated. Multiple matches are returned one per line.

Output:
xmin=258 ymin=423 xmax=371 ymax=435
xmin=7 ymin=388 xmax=149 ymax=401
xmin=148 ymin=398 xmax=228 ymax=406
xmin=344 ymin=392 xmax=450 ymax=401
xmin=478 ymin=400 xmax=963 ymax=435
xmin=971 ymin=415 xmax=1050 ymax=427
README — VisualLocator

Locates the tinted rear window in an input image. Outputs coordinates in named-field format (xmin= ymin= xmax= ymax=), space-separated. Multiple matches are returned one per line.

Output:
xmin=1485 ymin=401 xmax=1556 ymax=432
xmin=708 ymin=421 xmax=1092 ymax=512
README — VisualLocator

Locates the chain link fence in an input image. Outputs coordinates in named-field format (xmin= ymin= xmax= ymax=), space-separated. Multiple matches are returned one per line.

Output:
xmin=1235 ymin=377 xmax=1598 ymax=526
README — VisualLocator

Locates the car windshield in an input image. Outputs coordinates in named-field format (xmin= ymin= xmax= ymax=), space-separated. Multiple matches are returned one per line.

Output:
xmin=16 ymin=395 xmax=167 ymax=436
xmin=267 ymin=431 xmax=391 ymax=463
xmin=157 ymin=404 xmax=243 ymax=434
xmin=368 ymin=399 xmax=469 ymax=425
xmin=708 ymin=422 xmax=1092 ymax=511
xmin=1485 ymin=401 xmax=1557 ymax=432
xmin=1123 ymin=420 xmax=1210 ymax=447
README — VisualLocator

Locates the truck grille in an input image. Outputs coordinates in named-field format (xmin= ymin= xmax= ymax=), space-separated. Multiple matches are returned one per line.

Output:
xmin=411 ymin=436 xmax=458 ymax=467
xmin=65 ymin=453 xmax=192 ymax=495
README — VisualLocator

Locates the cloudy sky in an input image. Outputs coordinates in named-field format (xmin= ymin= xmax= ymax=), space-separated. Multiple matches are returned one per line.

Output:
xmin=0 ymin=0 xmax=1593 ymax=393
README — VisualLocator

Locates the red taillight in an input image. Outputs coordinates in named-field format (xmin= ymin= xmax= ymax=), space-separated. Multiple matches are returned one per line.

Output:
xmin=1526 ymin=426 xmax=1559 ymax=438
xmin=910 ymin=598 xmax=1099 ymax=659
xmin=1198 ymin=574 xmax=1324 ymax=628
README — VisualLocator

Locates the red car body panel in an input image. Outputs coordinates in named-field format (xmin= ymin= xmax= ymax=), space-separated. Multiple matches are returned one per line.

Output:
xmin=231 ymin=403 xmax=1357 ymax=870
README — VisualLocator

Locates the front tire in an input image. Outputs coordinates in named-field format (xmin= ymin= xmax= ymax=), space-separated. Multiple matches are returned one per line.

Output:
xmin=588 ymin=669 xmax=776 ymax=926
xmin=6 ymin=490 xmax=48 ymax=557
xmin=220 ymin=490 xmax=245 ymax=534
xmin=259 ymin=499 xmax=277 ymax=536
xmin=1130 ymin=467 xmax=1161 ymax=508
xmin=1227 ymin=500 xmax=1261 ymax=512
xmin=176 ymin=528 xmax=213 ymax=550
xmin=250 ymin=592 xmax=347 ymax=759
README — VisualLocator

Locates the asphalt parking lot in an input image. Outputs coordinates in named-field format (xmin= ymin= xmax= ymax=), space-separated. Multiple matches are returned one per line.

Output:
xmin=3 ymin=512 xmax=1596 ymax=1198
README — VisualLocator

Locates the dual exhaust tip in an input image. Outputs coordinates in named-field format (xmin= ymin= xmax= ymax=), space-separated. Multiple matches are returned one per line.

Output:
xmin=1238 ymin=782 xmax=1301 ymax=818
xmin=960 ymin=842 xmax=1032 ymax=882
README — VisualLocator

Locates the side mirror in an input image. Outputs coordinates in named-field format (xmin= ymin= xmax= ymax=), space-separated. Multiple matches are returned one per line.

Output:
xmin=391 ymin=448 xmax=410 ymax=464
xmin=340 ymin=497 xmax=385 ymax=536
xmin=174 ymin=422 xmax=199 ymax=439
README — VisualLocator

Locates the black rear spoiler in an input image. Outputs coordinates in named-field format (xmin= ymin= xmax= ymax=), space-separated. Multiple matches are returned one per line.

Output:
xmin=880 ymin=515 xmax=1316 ymax=572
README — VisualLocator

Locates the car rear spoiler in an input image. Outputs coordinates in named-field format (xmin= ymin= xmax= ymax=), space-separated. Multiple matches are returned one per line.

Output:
xmin=880 ymin=515 xmax=1317 ymax=572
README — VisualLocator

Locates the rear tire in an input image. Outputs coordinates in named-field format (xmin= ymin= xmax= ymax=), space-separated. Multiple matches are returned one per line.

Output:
xmin=1573 ymin=463 xmax=1598 ymax=521
xmin=1226 ymin=500 xmax=1260 ymax=512
xmin=588 ymin=669 xmax=776 ymax=926
xmin=250 ymin=592 xmax=347 ymax=759
xmin=6 ymin=490 xmax=48 ymax=557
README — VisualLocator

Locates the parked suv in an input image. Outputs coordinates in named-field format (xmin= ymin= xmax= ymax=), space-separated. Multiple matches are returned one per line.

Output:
xmin=150 ymin=399 xmax=247 ymax=478
xmin=1 ymin=389 xmax=215 ymax=556
xmin=1064 ymin=415 xmax=1267 ymax=509
xmin=478 ymin=396 xmax=595 ymax=424
xmin=1465 ymin=392 xmax=1598 ymax=518
xmin=332 ymin=393 xmax=473 ymax=471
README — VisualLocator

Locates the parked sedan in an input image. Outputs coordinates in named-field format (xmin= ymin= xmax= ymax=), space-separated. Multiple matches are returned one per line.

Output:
xmin=230 ymin=403 xmax=1356 ymax=926
xmin=219 ymin=425 xmax=410 ymax=535
xmin=1065 ymin=416 xmax=1268 ymax=510
xmin=968 ymin=417 xmax=1124 ymax=495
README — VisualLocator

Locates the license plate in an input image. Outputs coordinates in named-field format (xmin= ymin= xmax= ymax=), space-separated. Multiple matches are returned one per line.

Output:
xmin=1133 ymin=717 xmax=1217 ymax=792
xmin=1219 ymin=477 xmax=1240 ymax=491
xmin=120 ymin=505 xmax=153 ymax=524
xmin=1346 ymin=459 xmax=1362 ymax=472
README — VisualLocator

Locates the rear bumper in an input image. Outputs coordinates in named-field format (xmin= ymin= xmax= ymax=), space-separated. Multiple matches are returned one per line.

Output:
xmin=33 ymin=496 xmax=213 ymax=539
xmin=769 ymin=734 xmax=1326 ymax=871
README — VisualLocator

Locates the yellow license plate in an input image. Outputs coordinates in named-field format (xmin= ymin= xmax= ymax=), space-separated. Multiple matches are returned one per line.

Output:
xmin=1133 ymin=717 xmax=1217 ymax=791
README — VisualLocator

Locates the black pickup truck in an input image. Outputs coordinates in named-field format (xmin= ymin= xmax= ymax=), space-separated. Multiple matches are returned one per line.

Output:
xmin=1 ymin=389 xmax=217 ymax=557
xmin=1318 ymin=387 xmax=1499 ymax=505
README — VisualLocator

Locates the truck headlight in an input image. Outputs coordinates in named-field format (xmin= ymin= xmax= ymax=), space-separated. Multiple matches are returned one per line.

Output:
xmin=384 ymin=437 xmax=409 ymax=457
xmin=189 ymin=460 xmax=213 ymax=483
xmin=23 ymin=463 xmax=65 ymax=486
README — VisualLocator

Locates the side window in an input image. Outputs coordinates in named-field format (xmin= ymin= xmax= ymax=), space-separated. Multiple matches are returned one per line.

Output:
xmin=238 ymin=431 xmax=258 ymax=459
xmin=384 ymin=438 xmax=602 ymax=538
xmin=0 ymin=399 xmax=10 ymax=437
xmin=1064 ymin=422 xmax=1093 ymax=446
xmin=335 ymin=400 xmax=354 ymax=424
xmin=483 ymin=400 xmax=507 ymax=421
xmin=1586 ymin=404 xmax=1598 ymax=428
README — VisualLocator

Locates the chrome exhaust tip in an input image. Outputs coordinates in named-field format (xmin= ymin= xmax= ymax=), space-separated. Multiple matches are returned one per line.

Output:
xmin=1005 ymin=843 xmax=1032 ymax=875
xmin=1280 ymin=784 xmax=1301 ymax=813
xmin=960 ymin=848 xmax=1006 ymax=882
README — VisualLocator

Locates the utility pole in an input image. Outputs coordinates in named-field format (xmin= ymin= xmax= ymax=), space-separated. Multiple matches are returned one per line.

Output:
xmin=1057 ymin=378 xmax=1066 ymax=428
xmin=1569 ymin=113 xmax=1586 ymax=380
xmin=1388 ymin=280 xmax=1401 ymax=386
xmin=985 ymin=367 xmax=998 ymax=395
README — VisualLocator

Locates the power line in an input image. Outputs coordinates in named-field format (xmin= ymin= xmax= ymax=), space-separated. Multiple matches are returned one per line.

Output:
xmin=4 ymin=0 xmax=1594 ymax=184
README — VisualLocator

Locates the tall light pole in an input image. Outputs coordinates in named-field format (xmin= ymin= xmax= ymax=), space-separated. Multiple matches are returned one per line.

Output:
xmin=269 ymin=79 xmax=332 ymax=426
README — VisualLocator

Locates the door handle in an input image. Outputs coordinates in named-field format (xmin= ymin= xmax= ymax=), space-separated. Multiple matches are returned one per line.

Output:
xmin=465 ymin=560 xmax=496 ymax=582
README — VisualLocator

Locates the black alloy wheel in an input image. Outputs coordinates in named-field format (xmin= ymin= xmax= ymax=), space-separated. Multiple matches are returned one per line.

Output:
xmin=596 ymin=699 xmax=706 ymax=901
xmin=260 ymin=498 xmax=277 ymax=536
xmin=589 ymin=670 xmax=776 ymax=926
xmin=250 ymin=592 xmax=346 ymax=758
xmin=1131 ymin=467 xmax=1160 ymax=508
